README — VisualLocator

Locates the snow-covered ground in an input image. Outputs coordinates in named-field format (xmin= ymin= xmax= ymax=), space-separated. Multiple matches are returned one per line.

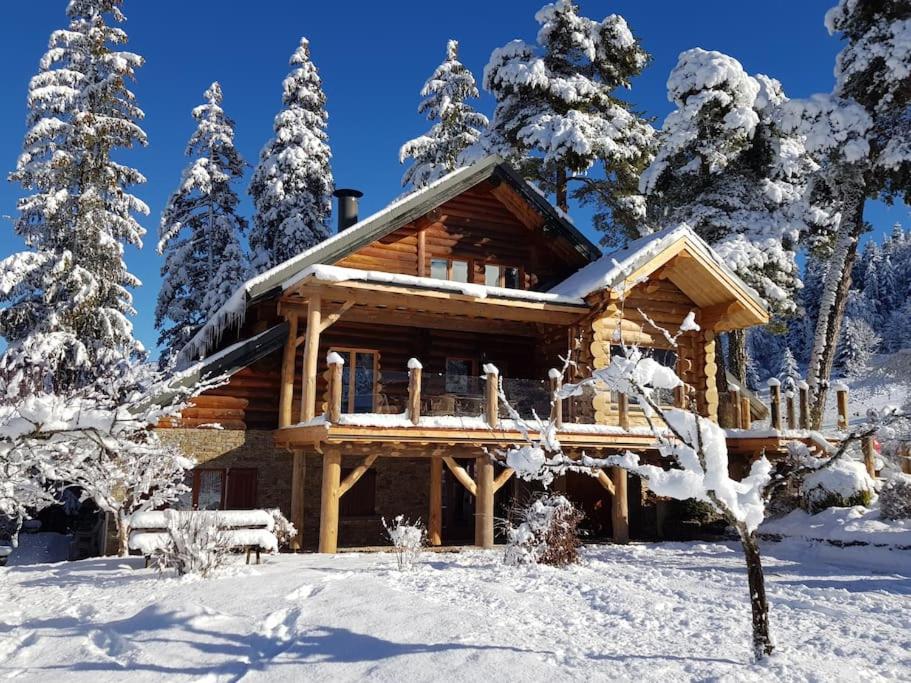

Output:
xmin=1 ymin=542 xmax=908 ymax=681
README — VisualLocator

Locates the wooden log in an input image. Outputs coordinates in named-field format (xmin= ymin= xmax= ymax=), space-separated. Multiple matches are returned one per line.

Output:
xmin=740 ymin=396 xmax=752 ymax=430
xmin=327 ymin=354 xmax=344 ymax=424
xmin=408 ymin=359 xmax=422 ymax=425
xmin=290 ymin=450 xmax=306 ymax=551
xmin=549 ymin=369 xmax=563 ymax=428
xmin=318 ymin=449 xmax=342 ymax=553
xmin=596 ymin=469 xmax=616 ymax=496
xmin=861 ymin=436 xmax=876 ymax=479
xmin=338 ymin=453 xmax=378 ymax=497
xmin=729 ymin=388 xmax=741 ymax=429
xmin=442 ymin=456 xmax=477 ymax=496
xmin=798 ymin=381 xmax=810 ymax=430
xmin=785 ymin=391 xmax=797 ymax=430
xmin=835 ymin=382 xmax=849 ymax=431
xmin=493 ymin=467 xmax=515 ymax=492
xmin=475 ymin=455 xmax=495 ymax=549
xmin=278 ymin=314 xmax=299 ymax=429
xmin=300 ymin=294 xmax=323 ymax=423
xmin=429 ymin=457 xmax=442 ymax=546
xmin=768 ymin=378 xmax=782 ymax=431
xmin=484 ymin=365 xmax=499 ymax=428
xmin=674 ymin=384 xmax=686 ymax=409
xmin=703 ymin=331 xmax=719 ymax=422
xmin=617 ymin=393 xmax=630 ymax=431
xmin=901 ymin=443 xmax=911 ymax=476
xmin=611 ymin=467 xmax=629 ymax=544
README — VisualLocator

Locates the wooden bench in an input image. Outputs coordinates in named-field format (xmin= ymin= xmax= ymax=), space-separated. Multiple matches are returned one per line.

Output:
xmin=128 ymin=510 xmax=279 ymax=566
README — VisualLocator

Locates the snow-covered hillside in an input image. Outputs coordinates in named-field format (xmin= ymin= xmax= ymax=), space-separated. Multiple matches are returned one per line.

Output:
xmin=1 ymin=542 xmax=908 ymax=680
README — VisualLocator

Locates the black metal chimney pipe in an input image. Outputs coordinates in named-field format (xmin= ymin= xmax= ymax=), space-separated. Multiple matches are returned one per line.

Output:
xmin=333 ymin=188 xmax=363 ymax=232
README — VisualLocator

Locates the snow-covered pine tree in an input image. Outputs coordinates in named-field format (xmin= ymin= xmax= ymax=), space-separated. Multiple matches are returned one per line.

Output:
xmin=249 ymin=37 xmax=333 ymax=273
xmin=777 ymin=346 xmax=800 ymax=392
xmin=0 ymin=0 xmax=148 ymax=394
xmin=480 ymin=0 xmax=654 ymax=238
xmin=156 ymin=83 xmax=249 ymax=358
xmin=792 ymin=0 xmax=911 ymax=428
xmin=399 ymin=40 xmax=488 ymax=191
xmin=835 ymin=316 xmax=880 ymax=376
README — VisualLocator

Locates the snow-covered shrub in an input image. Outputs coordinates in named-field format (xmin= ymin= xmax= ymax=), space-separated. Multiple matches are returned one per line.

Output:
xmin=382 ymin=515 xmax=426 ymax=571
xmin=153 ymin=511 xmax=231 ymax=578
xmin=504 ymin=494 xmax=583 ymax=567
xmin=268 ymin=508 xmax=298 ymax=550
xmin=801 ymin=458 xmax=874 ymax=513
xmin=879 ymin=475 xmax=911 ymax=521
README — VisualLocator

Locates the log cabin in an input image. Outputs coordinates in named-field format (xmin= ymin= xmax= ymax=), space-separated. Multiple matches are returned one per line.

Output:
xmin=161 ymin=154 xmax=800 ymax=551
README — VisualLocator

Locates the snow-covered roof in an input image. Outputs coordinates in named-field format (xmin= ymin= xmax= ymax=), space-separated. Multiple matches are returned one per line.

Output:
xmin=548 ymin=223 xmax=768 ymax=314
xmin=179 ymin=155 xmax=600 ymax=363
xmin=286 ymin=264 xmax=588 ymax=307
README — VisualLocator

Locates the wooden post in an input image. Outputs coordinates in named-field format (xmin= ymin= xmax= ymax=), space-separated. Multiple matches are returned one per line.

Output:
xmin=429 ymin=456 xmax=442 ymax=546
xmin=861 ymin=436 xmax=876 ymax=479
xmin=798 ymin=380 xmax=810 ymax=430
xmin=729 ymin=387 xmax=741 ymax=429
xmin=785 ymin=391 xmax=797 ymax=431
xmin=703 ymin=330 xmax=719 ymax=422
xmin=475 ymin=455 xmax=494 ymax=548
xmin=278 ymin=313 xmax=299 ymax=429
xmin=290 ymin=451 xmax=306 ymax=551
xmin=327 ymin=352 xmax=344 ymax=423
xmin=408 ymin=359 xmax=422 ymax=425
xmin=617 ymin=393 xmax=630 ymax=431
xmin=740 ymin=396 xmax=752 ymax=430
xmin=611 ymin=467 xmax=629 ymax=544
xmin=835 ymin=382 xmax=849 ymax=431
xmin=901 ymin=443 xmax=911 ymax=476
xmin=484 ymin=364 xmax=499 ymax=428
xmin=318 ymin=449 xmax=341 ymax=553
xmin=768 ymin=378 xmax=782 ymax=431
xmin=300 ymin=294 xmax=323 ymax=423
xmin=674 ymin=384 xmax=686 ymax=409
xmin=549 ymin=368 xmax=563 ymax=428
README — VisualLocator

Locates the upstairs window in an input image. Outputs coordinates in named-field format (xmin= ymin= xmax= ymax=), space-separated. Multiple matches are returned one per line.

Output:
xmin=431 ymin=258 xmax=470 ymax=283
xmin=484 ymin=264 xmax=522 ymax=289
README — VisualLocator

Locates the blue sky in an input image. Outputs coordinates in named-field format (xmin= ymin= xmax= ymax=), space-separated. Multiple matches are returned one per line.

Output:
xmin=1 ymin=1 xmax=907 ymax=356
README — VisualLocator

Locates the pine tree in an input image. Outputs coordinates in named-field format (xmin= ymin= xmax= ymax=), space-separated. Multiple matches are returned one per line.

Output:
xmin=835 ymin=317 xmax=880 ymax=376
xmin=249 ymin=38 xmax=333 ymax=273
xmin=777 ymin=346 xmax=800 ymax=392
xmin=156 ymin=83 xmax=249 ymax=358
xmin=479 ymin=0 xmax=654 ymax=236
xmin=0 ymin=0 xmax=147 ymax=394
xmin=400 ymin=40 xmax=488 ymax=191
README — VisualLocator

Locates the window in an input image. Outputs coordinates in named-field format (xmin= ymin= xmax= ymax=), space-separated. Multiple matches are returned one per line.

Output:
xmin=332 ymin=349 xmax=378 ymax=413
xmin=483 ymin=264 xmax=523 ymax=289
xmin=339 ymin=469 xmax=377 ymax=517
xmin=430 ymin=258 xmax=470 ymax=283
xmin=192 ymin=468 xmax=258 ymax=509
xmin=445 ymin=357 xmax=477 ymax=394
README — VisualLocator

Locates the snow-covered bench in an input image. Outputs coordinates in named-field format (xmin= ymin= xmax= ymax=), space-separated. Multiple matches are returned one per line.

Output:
xmin=128 ymin=510 xmax=278 ymax=566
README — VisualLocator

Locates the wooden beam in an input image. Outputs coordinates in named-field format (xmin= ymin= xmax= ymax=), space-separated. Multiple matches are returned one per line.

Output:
xmin=596 ymin=469 xmax=616 ymax=496
xmin=493 ymin=467 xmax=514 ymax=493
xmin=475 ymin=455 xmax=495 ymax=549
xmin=318 ymin=300 xmax=355 ymax=334
xmin=338 ymin=453 xmax=378 ymax=497
xmin=300 ymin=294 xmax=322 ymax=423
xmin=318 ymin=449 xmax=341 ymax=553
xmin=290 ymin=450 xmax=306 ymax=551
xmin=278 ymin=314 xmax=299 ymax=429
xmin=429 ymin=457 xmax=442 ymax=546
xmin=416 ymin=228 xmax=427 ymax=277
xmin=442 ymin=456 xmax=476 ymax=496
xmin=611 ymin=467 xmax=629 ymax=544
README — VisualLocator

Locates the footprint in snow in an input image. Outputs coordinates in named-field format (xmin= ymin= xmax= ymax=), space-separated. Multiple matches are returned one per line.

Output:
xmin=86 ymin=629 xmax=139 ymax=667
xmin=285 ymin=584 xmax=323 ymax=602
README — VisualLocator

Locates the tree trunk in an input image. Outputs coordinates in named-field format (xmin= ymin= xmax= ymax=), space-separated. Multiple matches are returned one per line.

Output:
xmin=738 ymin=526 xmax=774 ymax=661
xmin=556 ymin=166 xmax=568 ymax=213
xmin=727 ymin=330 xmax=747 ymax=386
xmin=117 ymin=510 xmax=130 ymax=557
xmin=807 ymin=187 xmax=865 ymax=429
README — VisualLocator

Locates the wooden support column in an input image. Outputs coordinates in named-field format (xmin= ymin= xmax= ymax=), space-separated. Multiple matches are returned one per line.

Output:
xmin=549 ymin=369 xmax=563 ymax=428
xmin=611 ymin=467 xmax=629 ymax=544
xmin=290 ymin=450 xmax=306 ymax=551
xmin=618 ymin=393 xmax=630 ymax=431
xmin=429 ymin=457 xmax=442 ymax=546
xmin=861 ymin=436 xmax=876 ymax=479
xmin=278 ymin=313 xmax=299 ymax=429
xmin=408 ymin=359 xmax=422 ymax=425
xmin=300 ymin=294 xmax=323 ymax=423
xmin=835 ymin=382 xmax=849 ymax=431
xmin=740 ymin=396 xmax=752 ymax=430
xmin=785 ymin=391 xmax=797 ymax=430
xmin=484 ymin=365 xmax=499 ymax=428
xmin=768 ymin=378 xmax=782 ymax=431
xmin=729 ymin=388 xmax=741 ymax=429
xmin=318 ymin=449 xmax=341 ymax=553
xmin=327 ymin=353 xmax=344 ymax=423
xmin=474 ymin=455 xmax=494 ymax=549
xmin=798 ymin=381 xmax=810 ymax=430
